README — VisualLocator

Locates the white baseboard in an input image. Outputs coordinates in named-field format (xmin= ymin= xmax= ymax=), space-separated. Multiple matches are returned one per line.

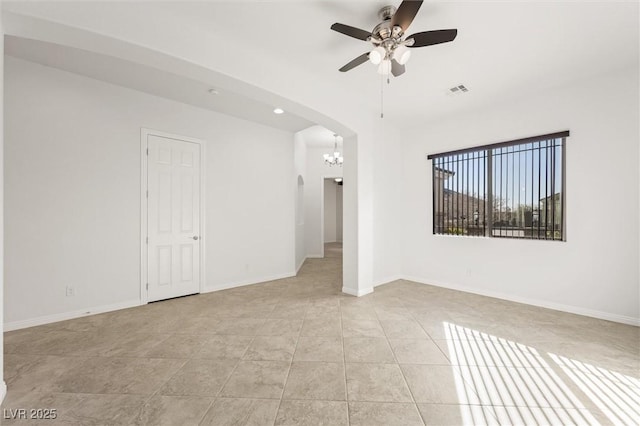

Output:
xmin=373 ymin=275 xmax=403 ymax=288
xmin=0 ymin=381 xmax=6 ymax=404
xmin=342 ymin=286 xmax=374 ymax=297
xmin=402 ymin=275 xmax=640 ymax=327
xmin=204 ymin=272 xmax=296 ymax=293
xmin=4 ymin=299 xmax=142 ymax=332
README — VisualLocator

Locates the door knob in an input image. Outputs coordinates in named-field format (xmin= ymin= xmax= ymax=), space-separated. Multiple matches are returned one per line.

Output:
xmin=192 ymin=236 xmax=199 ymax=240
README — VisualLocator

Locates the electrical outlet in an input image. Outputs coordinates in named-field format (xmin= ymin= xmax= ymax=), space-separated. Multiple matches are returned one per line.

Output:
xmin=66 ymin=286 xmax=75 ymax=297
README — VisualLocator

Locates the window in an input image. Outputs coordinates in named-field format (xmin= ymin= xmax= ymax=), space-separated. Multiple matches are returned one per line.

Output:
xmin=429 ymin=131 xmax=568 ymax=241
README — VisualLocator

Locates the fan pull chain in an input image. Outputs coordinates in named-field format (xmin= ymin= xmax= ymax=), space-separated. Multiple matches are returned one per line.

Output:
xmin=380 ymin=72 xmax=384 ymax=119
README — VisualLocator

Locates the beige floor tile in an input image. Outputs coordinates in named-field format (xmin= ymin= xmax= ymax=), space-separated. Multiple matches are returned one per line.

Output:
xmin=134 ymin=395 xmax=213 ymax=426
xmin=200 ymin=398 xmax=280 ymax=426
xmin=243 ymin=336 xmax=297 ymax=361
xmin=534 ymin=339 xmax=640 ymax=373
xmin=370 ymin=295 xmax=407 ymax=308
xmin=294 ymin=336 xmax=343 ymax=362
xmin=342 ymin=319 xmax=385 ymax=338
xmin=95 ymin=332 xmax=169 ymax=357
xmin=349 ymin=402 xmax=424 ymax=426
xmin=193 ymin=335 xmax=254 ymax=360
xmin=490 ymin=405 xmax=602 ymax=426
xmin=306 ymin=304 xmax=340 ymax=317
xmin=211 ymin=318 xmax=267 ymax=335
xmin=380 ymin=319 xmax=429 ymax=339
xmin=341 ymin=305 xmax=378 ymax=320
xmin=401 ymin=364 xmax=480 ymax=404
xmin=275 ymin=400 xmax=348 ymax=426
xmin=159 ymin=359 xmax=237 ymax=396
xmin=414 ymin=316 xmax=459 ymax=340
xmin=5 ymin=329 xmax=120 ymax=357
xmin=210 ymin=304 xmax=276 ymax=319
xmin=221 ymin=361 xmax=290 ymax=399
xmin=418 ymin=403 xmax=500 ymax=426
xmin=346 ymin=363 xmax=413 ymax=402
xmin=58 ymin=357 xmax=185 ymax=395
xmin=440 ymin=335 xmax=563 ymax=368
xmin=340 ymin=297 xmax=372 ymax=308
xmin=167 ymin=316 xmax=221 ymax=334
xmin=258 ymin=319 xmax=303 ymax=336
xmin=300 ymin=317 xmax=342 ymax=337
xmin=39 ymin=312 xmax=114 ymax=333
xmin=65 ymin=394 xmax=149 ymax=425
xmin=389 ymin=338 xmax=450 ymax=365
xmin=374 ymin=306 xmax=414 ymax=320
xmin=455 ymin=364 xmax=593 ymax=409
xmin=0 ymin=391 xmax=84 ymax=426
xmin=111 ymin=312 xmax=185 ymax=335
xmin=143 ymin=333 xmax=208 ymax=358
xmin=3 ymin=243 xmax=638 ymax=424
xmin=4 ymin=354 xmax=83 ymax=394
xmin=269 ymin=303 xmax=310 ymax=319
xmin=343 ymin=337 xmax=396 ymax=363
xmin=282 ymin=362 xmax=346 ymax=400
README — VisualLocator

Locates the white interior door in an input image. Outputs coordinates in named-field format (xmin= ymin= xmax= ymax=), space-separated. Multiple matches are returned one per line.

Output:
xmin=147 ymin=134 xmax=201 ymax=302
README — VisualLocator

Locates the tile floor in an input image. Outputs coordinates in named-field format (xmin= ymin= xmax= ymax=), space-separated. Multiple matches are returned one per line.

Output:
xmin=2 ymin=243 xmax=639 ymax=425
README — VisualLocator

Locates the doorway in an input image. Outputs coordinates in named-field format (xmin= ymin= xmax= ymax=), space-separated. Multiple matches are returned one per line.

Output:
xmin=322 ymin=177 xmax=343 ymax=257
xmin=141 ymin=129 xmax=206 ymax=303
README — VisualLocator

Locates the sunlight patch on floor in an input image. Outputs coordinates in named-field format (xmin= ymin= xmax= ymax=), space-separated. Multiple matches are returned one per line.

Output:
xmin=550 ymin=353 xmax=640 ymax=426
xmin=444 ymin=322 xmax=601 ymax=425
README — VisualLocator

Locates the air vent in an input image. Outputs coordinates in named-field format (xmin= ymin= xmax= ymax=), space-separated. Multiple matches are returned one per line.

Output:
xmin=448 ymin=84 xmax=469 ymax=95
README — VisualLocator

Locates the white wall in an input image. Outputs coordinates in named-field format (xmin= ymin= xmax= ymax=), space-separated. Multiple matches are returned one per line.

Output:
xmin=293 ymin=132 xmax=307 ymax=272
xmin=324 ymin=179 xmax=337 ymax=243
xmin=1 ymin=3 xmax=7 ymax=403
xmin=4 ymin=57 xmax=295 ymax=327
xmin=3 ymin=9 xmax=383 ymax=305
xmin=336 ymin=185 xmax=343 ymax=242
xmin=401 ymin=65 xmax=640 ymax=324
xmin=372 ymin=121 xmax=404 ymax=286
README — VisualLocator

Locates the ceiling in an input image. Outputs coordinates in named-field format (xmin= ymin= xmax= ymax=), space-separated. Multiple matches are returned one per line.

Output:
xmin=4 ymin=35 xmax=315 ymax=133
xmin=3 ymin=1 xmax=639 ymax=128
xmin=299 ymin=125 xmax=342 ymax=148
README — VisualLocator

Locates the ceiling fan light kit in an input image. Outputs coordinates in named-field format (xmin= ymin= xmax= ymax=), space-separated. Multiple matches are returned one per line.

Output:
xmin=393 ymin=44 xmax=411 ymax=65
xmin=369 ymin=46 xmax=386 ymax=65
xmin=331 ymin=0 xmax=458 ymax=78
xmin=378 ymin=60 xmax=392 ymax=75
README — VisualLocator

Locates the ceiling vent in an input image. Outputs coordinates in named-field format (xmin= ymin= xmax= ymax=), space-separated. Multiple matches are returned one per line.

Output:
xmin=448 ymin=84 xmax=469 ymax=95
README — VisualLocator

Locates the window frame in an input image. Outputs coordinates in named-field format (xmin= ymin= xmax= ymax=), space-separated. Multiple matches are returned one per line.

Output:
xmin=428 ymin=131 xmax=569 ymax=241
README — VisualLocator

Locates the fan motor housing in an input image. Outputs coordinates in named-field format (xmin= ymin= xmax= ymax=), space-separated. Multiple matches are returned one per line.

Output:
xmin=378 ymin=5 xmax=396 ymax=21
xmin=373 ymin=6 xmax=404 ymax=42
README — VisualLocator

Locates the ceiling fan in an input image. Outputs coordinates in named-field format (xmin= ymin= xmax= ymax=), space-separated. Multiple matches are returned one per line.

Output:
xmin=331 ymin=0 xmax=457 ymax=77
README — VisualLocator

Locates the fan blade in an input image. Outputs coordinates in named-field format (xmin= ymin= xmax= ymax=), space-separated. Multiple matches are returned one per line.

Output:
xmin=407 ymin=29 xmax=458 ymax=48
xmin=391 ymin=0 xmax=424 ymax=31
xmin=331 ymin=23 xmax=372 ymax=41
xmin=339 ymin=53 xmax=370 ymax=72
xmin=391 ymin=59 xmax=405 ymax=77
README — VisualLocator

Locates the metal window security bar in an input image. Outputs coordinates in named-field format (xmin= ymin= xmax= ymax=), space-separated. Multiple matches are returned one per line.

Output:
xmin=428 ymin=131 xmax=568 ymax=240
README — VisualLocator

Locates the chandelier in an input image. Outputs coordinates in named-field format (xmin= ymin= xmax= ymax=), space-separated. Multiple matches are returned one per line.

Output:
xmin=323 ymin=134 xmax=344 ymax=167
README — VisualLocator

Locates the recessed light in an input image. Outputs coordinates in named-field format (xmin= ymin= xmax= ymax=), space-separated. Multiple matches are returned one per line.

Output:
xmin=208 ymin=88 xmax=219 ymax=95
xmin=334 ymin=178 xmax=343 ymax=183
xmin=273 ymin=108 xmax=284 ymax=114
